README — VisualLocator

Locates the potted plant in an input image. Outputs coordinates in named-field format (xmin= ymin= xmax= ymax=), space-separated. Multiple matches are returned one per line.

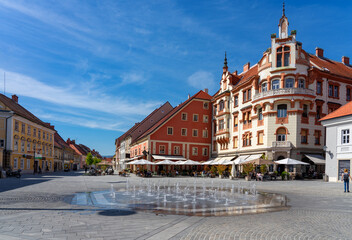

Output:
xmin=281 ymin=171 xmax=288 ymax=180
xmin=217 ymin=165 xmax=227 ymax=179
xmin=242 ymin=163 xmax=254 ymax=181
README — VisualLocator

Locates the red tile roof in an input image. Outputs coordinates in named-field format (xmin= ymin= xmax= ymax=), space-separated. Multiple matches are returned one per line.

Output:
xmin=0 ymin=94 xmax=53 ymax=129
xmin=236 ymin=64 xmax=259 ymax=86
xmin=309 ymin=54 xmax=352 ymax=80
xmin=54 ymin=132 xmax=70 ymax=149
xmin=116 ymin=101 xmax=173 ymax=146
xmin=320 ymin=101 xmax=352 ymax=121
xmin=134 ymin=90 xmax=212 ymax=143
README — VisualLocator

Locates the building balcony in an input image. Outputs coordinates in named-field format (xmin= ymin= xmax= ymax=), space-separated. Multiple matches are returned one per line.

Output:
xmin=272 ymin=141 xmax=292 ymax=148
xmin=253 ymin=88 xmax=315 ymax=101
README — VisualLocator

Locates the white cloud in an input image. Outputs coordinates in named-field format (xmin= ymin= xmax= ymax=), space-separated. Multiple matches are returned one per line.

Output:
xmin=187 ymin=70 xmax=216 ymax=90
xmin=1 ymin=69 xmax=160 ymax=117
xmin=120 ymin=72 xmax=146 ymax=85
xmin=36 ymin=112 xmax=126 ymax=132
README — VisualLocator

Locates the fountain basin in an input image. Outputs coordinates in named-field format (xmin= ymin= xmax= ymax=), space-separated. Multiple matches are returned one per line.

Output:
xmin=71 ymin=187 xmax=288 ymax=216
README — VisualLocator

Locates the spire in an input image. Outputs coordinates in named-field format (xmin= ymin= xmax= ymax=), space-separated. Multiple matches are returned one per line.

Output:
xmin=282 ymin=1 xmax=285 ymax=16
xmin=223 ymin=51 xmax=228 ymax=68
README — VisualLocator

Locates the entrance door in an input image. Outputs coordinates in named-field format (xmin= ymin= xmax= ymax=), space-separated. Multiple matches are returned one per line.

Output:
xmin=338 ymin=160 xmax=350 ymax=180
xmin=33 ymin=160 xmax=38 ymax=173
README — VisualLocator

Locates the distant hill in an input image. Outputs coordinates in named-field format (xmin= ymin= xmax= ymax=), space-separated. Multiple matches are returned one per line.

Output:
xmin=102 ymin=155 xmax=114 ymax=158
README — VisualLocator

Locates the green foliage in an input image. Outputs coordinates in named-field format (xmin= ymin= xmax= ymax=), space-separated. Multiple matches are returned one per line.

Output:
xmin=291 ymin=30 xmax=297 ymax=35
xmin=210 ymin=166 xmax=217 ymax=174
xmin=281 ymin=171 xmax=288 ymax=180
xmin=271 ymin=33 xmax=276 ymax=38
xmin=217 ymin=165 xmax=227 ymax=176
xmin=93 ymin=157 xmax=101 ymax=165
xmin=242 ymin=163 xmax=254 ymax=176
xmin=260 ymin=164 xmax=268 ymax=173
xmin=86 ymin=153 xmax=93 ymax=166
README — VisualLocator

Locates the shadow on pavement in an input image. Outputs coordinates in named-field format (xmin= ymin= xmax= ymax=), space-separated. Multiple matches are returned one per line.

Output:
xmin=98 ymin=209 xmax=136 ymax=216
xmin=0 ymin=171 xmax=83 ymax=193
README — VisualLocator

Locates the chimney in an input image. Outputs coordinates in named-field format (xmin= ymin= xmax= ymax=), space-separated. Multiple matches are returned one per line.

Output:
xmin=12 ymin=95 xmax=18 ymax=103
xmin=188 ymin=94 xmax=190 ymax=99
xmin=72 ymin=140 xmax=75 ymax=144
xmin=67 ymin=138 xmax=71 ymax=144
xmin=315 ymin=47 xmax=324 ymax=58
xmin=204 ymin=88 xmax=208 ymax=94
xmin=342 ymin=56 xmax=350 ymax=65
xmin=243 ymin=62 xmax=250 ymax=72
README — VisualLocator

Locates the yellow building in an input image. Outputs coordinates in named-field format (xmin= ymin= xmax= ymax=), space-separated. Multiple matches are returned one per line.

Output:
xmin=0 ymin=94 xmax=55 ymax=173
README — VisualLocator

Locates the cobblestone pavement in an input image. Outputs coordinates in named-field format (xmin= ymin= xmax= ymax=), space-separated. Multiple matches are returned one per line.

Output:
xmin=0 ymin=172 xmax=351 ymax=240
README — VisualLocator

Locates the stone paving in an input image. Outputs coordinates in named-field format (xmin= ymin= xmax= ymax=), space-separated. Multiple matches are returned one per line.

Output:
xmin=0 ymin=171 xmax=351 ymax=240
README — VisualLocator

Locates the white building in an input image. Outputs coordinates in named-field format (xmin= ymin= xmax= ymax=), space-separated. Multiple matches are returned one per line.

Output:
xmin=212 ymin=7 xmax=352 ymax=176
xmin=321 ymin=101 xmax=352 ymax=182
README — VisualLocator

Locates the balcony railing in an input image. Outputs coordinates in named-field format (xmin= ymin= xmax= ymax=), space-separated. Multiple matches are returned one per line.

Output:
xmin=272 ymin=141 xmax=291 ymax=148
xmin=253 ymin=88 xmax=315 ymax=100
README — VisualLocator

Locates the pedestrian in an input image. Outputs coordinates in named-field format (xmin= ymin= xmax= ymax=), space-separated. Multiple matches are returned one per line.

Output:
xmin=85 ymin=166 xmax=87 ymax=173
xmin=342 ymin=169 xmax=352 ymax=193
xmin=38 ymin=166 xmax=42 ymax=174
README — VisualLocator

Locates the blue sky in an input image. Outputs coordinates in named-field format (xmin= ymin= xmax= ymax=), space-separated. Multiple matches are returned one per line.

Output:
xmin=0 ymin=0 xmax=351 ymax=155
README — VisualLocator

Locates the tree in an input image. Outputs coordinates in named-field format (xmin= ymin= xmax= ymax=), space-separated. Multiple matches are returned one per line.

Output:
xmin=93 ymin=157 xmax=102 ymax=165
xmin=86 ymin=153 xmax=94 ymax=166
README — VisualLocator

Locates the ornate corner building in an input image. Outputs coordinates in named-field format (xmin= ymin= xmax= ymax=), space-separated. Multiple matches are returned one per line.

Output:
xmin=212 ymin=8 xmax=352 ymax=170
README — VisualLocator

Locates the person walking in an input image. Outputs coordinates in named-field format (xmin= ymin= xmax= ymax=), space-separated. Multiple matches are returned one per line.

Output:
xmin=342 ymin=169 xmax=352 ymax=193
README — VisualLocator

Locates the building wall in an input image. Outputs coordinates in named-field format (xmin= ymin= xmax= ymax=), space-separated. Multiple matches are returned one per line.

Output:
xmin=9 ymin=116 xmax=55 ymax=173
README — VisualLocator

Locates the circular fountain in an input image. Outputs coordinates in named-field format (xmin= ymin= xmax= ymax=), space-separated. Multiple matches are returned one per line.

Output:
xmin=71 ymin=179 xmax=288 ymax=216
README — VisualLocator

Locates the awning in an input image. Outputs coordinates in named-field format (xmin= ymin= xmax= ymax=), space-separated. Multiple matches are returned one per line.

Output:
xmin=212 ymin=156 xmax=235 ymax=165
xmin=244 ymin=154 xmax=263 ymax=162
xmin=152 ymin=155 xmax=187 ymax=161
xmin=304 ymin=154 xmax=326 ymax=165
xmin=233 ymin=155 xmax=250 ymax=165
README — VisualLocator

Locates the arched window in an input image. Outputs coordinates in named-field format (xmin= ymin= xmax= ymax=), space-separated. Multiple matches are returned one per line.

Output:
xmin=277 ymin=128 xmax=287 ymax=141
xmin=277 ymin=104 xmax=287 ymax=118
xmin=261 ymin=82 xmax=267 ymax=92
xmin=277 ymin=46 xmax=290 ymax=67
xmin=219 ymin=100 xmax=224 ymax=111
xmin=272 ymin=80 xmax=280 ymax=90
xmin=285 ymin=78 xmax=294 ymax=88
xmin=298 ymin=79 xmax=305 ymax=88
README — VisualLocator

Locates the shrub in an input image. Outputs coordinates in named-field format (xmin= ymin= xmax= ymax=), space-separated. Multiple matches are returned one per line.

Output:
xmin=217 ymin=165 xmax=227 ymax=176
xmin=242 ymin=163 xmax=254 ymax=176
xmin=281 ymin=171 xmax=288 ymax=180
xmin=260 ymin=164 xmax=268 ymax=173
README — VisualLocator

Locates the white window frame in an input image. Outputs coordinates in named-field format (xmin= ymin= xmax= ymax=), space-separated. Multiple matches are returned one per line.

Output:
xmin=203 ymin=115 xmax=208 ymax=123
xmin=181 ymin=113 xmax=187 ymax=121
xmin=192 ymin=129 xmax=198 ymax=137
xmin=203 ymin=129 xmax=208 ymax=138
xmin=342 ymin=129 xmax=350 ymax=144
xmin=181 ymin=128 xmax=187 ymax=136
xmin=27 ymin=159 xmax=31 ymax=169
xmin=202 ymin=147 xmax=208 ymax=156
xmin=20 ymin=159 xmax=24 ymax=169
xmin=159 ymin=145 xmax=165 ymax=154
xmin=13 ymin=158 xmax=18 ymax=169
xmin=193 ymin=114 xmax=199 ymax=122
xmin=174 ymin=146 xmax=180 ymax=155
xmin=192 ymin=147 xmax=198 ymax=156
xmin=167 ymin=127 xmax=173 ymax=135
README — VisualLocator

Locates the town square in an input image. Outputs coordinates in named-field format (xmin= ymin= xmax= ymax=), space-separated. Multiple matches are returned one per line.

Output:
xmin=0 ymin=0 xmax=352 ymax=239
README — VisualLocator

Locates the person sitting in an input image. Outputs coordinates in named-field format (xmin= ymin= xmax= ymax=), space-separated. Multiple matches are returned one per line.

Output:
xmin=256 ymin=172 xmax=263 ymax=181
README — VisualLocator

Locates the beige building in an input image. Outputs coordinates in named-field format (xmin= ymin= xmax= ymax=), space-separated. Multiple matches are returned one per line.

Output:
xmin=0 ymin=94 xmax=55 ymax=173
xmin=212 ymin=10 xmax=352 ymax=175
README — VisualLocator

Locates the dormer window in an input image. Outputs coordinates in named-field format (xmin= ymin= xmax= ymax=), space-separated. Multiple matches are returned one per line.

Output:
xmin=276 ymin=46 xmax=290 ymax=67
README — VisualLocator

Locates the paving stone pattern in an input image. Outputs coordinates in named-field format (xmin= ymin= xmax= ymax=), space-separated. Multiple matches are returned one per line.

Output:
xmin=0 ymin=172 xmax=351 ymax=240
